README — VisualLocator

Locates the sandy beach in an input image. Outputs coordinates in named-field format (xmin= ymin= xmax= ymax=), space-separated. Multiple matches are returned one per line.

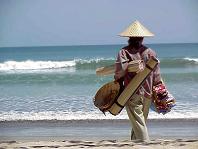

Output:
xmin=0 ymin=119 xmax=198 ymax=148
xmin=1 ymin=0 xmax=198 ymax=148
xmin=1 ymin=139 xmax=198 ymax=149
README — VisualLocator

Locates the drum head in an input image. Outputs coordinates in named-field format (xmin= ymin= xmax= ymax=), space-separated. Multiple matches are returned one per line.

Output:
xmin=94 ymin=81 xmax=120 ymax=111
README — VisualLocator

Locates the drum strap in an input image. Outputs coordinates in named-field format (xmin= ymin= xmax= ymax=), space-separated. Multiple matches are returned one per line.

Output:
xmin=108 ymin=57 xmax=159 ymax=115
xmin=115 ymin=101 xmax=124 ymax=108
xmin=145 ymin=64 xmax=153 ymax=70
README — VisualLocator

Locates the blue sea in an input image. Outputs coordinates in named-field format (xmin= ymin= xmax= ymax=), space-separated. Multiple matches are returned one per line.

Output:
xmin=0 ymin=43 xmax=198 ymax=121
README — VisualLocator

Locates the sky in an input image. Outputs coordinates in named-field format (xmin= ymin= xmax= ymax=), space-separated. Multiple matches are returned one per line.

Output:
xmin=0 ymin=0 xmax=198 ymax=47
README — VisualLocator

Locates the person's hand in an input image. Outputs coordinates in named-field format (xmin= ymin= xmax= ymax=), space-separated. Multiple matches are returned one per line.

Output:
xmin=136 ymin=61 xmax=144 ymax=73
xmin=128 ymin=60 xmax=144 ymax=73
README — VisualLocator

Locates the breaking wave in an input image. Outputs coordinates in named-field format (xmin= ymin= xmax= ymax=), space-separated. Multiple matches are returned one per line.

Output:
xmin=160 ymin=57 xmax=198 ymax=68
xmin=0 ymin=57 xmax=198 ymax=72
xmin=0 ymin=60 xmax=76 ymax=71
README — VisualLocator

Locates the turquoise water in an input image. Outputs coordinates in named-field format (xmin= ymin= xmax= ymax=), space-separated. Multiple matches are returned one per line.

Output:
xmin=0 ymin=43 xmax=198 ymax=120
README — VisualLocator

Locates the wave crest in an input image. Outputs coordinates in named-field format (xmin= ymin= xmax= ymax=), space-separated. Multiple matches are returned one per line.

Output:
xmin=183 ymin=57 xmax=198 ymax=63
xmin=0 ymin=60 xmax=76 ymax=71
xmin=159 ymin=57 xmax=198 ymax=68
xmin=0 ymin=57 xmax=198 ymax=72
xmin=0 ymin=58 xmax=115 ymax=71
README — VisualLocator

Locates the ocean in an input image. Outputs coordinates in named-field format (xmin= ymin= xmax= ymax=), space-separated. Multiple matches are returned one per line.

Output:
xmin=0 ymin=43 xmax=198 ymax=121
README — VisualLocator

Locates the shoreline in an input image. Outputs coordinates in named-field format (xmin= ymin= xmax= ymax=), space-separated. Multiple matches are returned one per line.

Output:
xmin=1 ymin=117 xmax=198 ymax=122
xmin=0 ymin=118 xmax=198 ymax=127
xmin=1 ymin=118 xmax=198 ymax=141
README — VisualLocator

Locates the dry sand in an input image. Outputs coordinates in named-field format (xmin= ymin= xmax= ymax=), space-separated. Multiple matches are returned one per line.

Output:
xmin=0 ymin=139 xmax=198 ymax=149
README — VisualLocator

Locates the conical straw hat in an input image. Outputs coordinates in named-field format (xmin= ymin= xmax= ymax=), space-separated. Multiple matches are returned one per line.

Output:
xmin=119 ymin=20 xmax=154 ymax=37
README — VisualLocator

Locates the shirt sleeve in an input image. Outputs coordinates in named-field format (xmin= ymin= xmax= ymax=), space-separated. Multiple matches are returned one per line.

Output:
xmin=114 ymin=49 xmax=129 ymax=80
xmin=143 ymin=48 xmax=162 ymax=85
xmin=153 ymin=63 xmax=162 ymax=85
xmin=149 ymin=50 xmax=162 ymax=85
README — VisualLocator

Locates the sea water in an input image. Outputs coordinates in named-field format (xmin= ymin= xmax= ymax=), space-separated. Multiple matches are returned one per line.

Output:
xmin=0 ymin=43 xmax=198 ymax=121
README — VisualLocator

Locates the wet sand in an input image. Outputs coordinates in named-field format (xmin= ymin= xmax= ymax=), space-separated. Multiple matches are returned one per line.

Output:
xmin=0 ymin=119 xmax=198 ymax=148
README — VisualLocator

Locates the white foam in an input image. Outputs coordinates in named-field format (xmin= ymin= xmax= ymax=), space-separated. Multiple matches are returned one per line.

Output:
xmin=1 ymin=57 xmax=197 ymax=72
xmin=148 ymin=111 xmax=198 ymax=119
xmin=74 ymin=57 xmax=115 ymax=64
xmin=0 ymin=110 xmax=197 ymax=121
xmin=0 ymin=60 xmax=76 ymax=71
xmin=184 ymin=57 xmax=198 ymax=63
xmin=0 ymin=111 xmax=124 ymax=121
xmin=0 ymin=58 xmax=115 ymax=72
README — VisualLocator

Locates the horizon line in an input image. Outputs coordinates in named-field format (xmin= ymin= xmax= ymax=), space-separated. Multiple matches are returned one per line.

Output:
xmin=0 ymin=42 xmax=197 ymax=48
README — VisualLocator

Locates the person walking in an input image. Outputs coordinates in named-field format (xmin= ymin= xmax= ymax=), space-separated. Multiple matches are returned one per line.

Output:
xmin=114 ymin=20 xmax=162 ymax=141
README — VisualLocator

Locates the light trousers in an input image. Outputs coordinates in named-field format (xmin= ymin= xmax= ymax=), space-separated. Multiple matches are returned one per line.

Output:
xmin=125 ymin=94 xmax=151 ymax=141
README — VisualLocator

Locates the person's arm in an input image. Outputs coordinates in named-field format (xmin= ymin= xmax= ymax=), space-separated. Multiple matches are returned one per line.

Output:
xmin=114 ymin=50 xmax=128 ymax=81
xmin=153 ymin=63 xmax=162 ymax=85
xmin=143 ymin=48 xmax=162 ymax=85
xmin=148 ymin=49 xmax=162 ymax=85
